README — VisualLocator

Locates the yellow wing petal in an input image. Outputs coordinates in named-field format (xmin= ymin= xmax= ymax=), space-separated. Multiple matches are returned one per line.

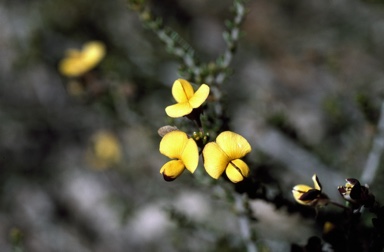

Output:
xmin=159 ymin=131 xmax=188 ymax=159
xmin=165 ymin=102 xmax=193 ymax=118
xmin=225 ymin=165 xmax=243 ymax=183
xmin=216 ymin=131 xmax=251 ymax=159
xmin=181 ymin=138 xmax=199 ymax=173
xmin=226 ymin=159 xmax=250 ymax=183
xmin=202 ymin=142 xmax=229 ymax=179
xmin=171 ymin=79 xmax=194 ymax=103
xmin=188 ymin=84 xmax=210 ymax=108
xmin=160 ymin=160 xmax=185 ymax=181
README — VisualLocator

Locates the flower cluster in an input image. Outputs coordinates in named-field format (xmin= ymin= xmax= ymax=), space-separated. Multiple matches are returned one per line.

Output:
xmin=159 ymin=79 xmax=252 ymax=183
xmin=292 ymin=175 xmax=384 ymax=251
xmin=292 ymin=175 xmax=377 ymax=212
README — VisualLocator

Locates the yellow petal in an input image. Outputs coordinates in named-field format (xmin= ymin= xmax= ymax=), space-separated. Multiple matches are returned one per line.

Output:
xmin=81 ymin=41 xmax=106 ymax=69
xmin=160 ymin=160 xmax=185 ymax=181
xmin=216 ymin=131 xmax=251 ymax=159
xmin=181 ymin=138 xmax=199 ymax=173
xmin=226 ymin=159 xmax=249 ymax=183
xmin=188 ymin=84 xmax=210 ymax=108
xmin=203 ymin=142 xmax=229 ymax=179
xmin=292 ymin=184 xmax=313 ymax=204
xmin=165 ymin=102 xmax=193 ymax=118
xmin=59 ymin=57 xmax=85 ymax=77
xmin=312 ymin=174 xmax=322 ymax=191
xmin=159 ymin=131 xmax=188 ymax=159
xmin=171 ymin=79 xmax=194 ymax=103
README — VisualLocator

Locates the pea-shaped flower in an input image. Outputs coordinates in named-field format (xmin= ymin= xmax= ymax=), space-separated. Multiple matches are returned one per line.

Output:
xmin=203 ymin=131 xmax=251 ymax=183
xmin=292 ymin=174 xmax=329 ymax=207
xmin=338 ymin=178 xmax=375 ymax=208
xmin=159 ymin=130 xmax=199 ymax=181
xmin=165 ymin=79 xmax=210 ymax=118
xmin=59 ymin=41 xmax=105 ymax=77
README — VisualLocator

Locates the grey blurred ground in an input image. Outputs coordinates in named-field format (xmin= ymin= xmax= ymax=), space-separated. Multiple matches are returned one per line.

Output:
xmin=1 ymin=0 xmax=384 ymax=251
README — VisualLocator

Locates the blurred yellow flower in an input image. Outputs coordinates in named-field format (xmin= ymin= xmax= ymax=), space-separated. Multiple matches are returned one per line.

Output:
xmin=159 ymin=130 xmax=199 ymax=181
xmin=323 ymin=221 xmax=336 ymax=234
xmin=292 ymin=174 xmax=329 ymax=207
xmin=87 ymin=131 xmax=122 ymax=170
xmin=203 ymin=131 xmax=251 ymax=183
xmin=165 ymin=79 xmax=210 ymax=118
xmin=59 ymin=41 xmax=105 ymax=77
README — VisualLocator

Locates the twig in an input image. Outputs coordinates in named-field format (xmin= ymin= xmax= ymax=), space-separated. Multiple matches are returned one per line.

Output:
xmin=155 ymin=26 xmax=199 ymax=74
xmin=139 ymin=10 xmax=202 ymax=81
xmin=215 ymin=0 xmax=247 ymax=85
xmin=361 ymin=101 xmax=384 ymax=185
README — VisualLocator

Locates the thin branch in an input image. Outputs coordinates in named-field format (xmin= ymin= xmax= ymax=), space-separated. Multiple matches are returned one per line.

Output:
xmin=215 ymin=0 xmax=247 ymax=85
xmin=126 ymin=0 xmax=203 ymax=81
xmin=361 ymin=101 xmax=384 ymax=185
xmin=156 ymin=26 xmax=198 ymax=71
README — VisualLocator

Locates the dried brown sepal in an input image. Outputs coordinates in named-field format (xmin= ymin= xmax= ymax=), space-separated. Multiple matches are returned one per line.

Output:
xmin=158 ymin=125 xmax=178 ymax=137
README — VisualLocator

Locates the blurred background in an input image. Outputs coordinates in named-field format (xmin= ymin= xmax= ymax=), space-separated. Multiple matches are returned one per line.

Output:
xmin=2 ymin=0 xmax=384 ymax=251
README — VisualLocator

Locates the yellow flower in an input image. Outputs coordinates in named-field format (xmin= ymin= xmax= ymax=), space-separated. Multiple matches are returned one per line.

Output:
xmin=59 ymin=41 xmax=105 ymax=77
xmin=202 ymin=131 xmax=251 ymax=183
xmin=159 ymin=130 xmax=199 ymax=181
xmin=86 ymin=130 xmax=122 ymax=170
xmin=292 ymin=174 xmax=329 ymax=207
xmin=165 ymin=79 xmax=210 ymax=118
